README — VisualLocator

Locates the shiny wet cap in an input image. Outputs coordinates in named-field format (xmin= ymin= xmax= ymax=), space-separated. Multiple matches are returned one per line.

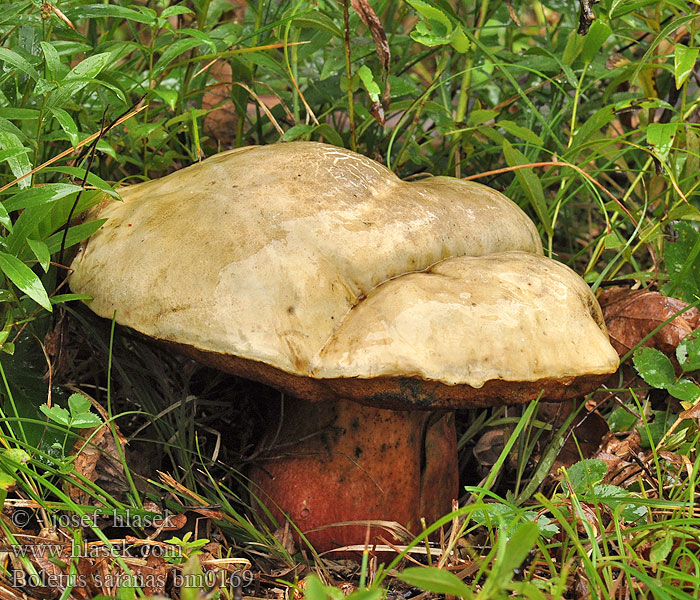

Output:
xmin=69 ymin=142 xmax=618 ymax=408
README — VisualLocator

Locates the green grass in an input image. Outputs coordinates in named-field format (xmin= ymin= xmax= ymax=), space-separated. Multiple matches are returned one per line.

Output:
xmin=1 ymin=0 xmax=700 ymax=598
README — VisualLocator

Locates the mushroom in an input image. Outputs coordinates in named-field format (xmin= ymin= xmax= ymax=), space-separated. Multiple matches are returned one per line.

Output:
xmin=69 ymin=142 xmax=619 ymax=553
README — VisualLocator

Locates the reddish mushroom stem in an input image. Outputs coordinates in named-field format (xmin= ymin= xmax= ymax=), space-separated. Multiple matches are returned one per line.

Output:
xmin=250 ymin=397 xmax=458 ymax=553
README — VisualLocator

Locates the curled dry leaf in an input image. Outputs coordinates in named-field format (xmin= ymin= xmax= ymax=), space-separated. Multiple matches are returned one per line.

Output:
xmin=68 ymin=424 xmax=129 ymax=506
xmin=599 ymin=287 xmax=700 ymax=357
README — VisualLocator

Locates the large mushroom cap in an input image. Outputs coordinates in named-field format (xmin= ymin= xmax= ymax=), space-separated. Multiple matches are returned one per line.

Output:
xmin=69 ymin=141 xmax=618 ymax=409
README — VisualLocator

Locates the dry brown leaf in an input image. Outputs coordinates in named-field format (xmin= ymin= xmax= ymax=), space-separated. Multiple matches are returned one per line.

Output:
xmin=68 ymin=424 xmax=129 ymax=506
xmin=599 ymin=287 xmax=700 ymax=357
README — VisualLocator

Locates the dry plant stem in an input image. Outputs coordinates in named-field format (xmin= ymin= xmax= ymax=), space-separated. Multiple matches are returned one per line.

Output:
xmin=250 ymin=397 xmax=457 ymax=554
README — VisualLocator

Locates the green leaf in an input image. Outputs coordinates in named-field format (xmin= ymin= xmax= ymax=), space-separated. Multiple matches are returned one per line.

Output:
xmin=406 ymin=0 xmax=453 ymax=47
xmin=676 ymin=331 xmax=700 ymax=372
xmin=65 ymin=52 xmax=112 ymax=81
xmin=40 ymin=404 xmax=71 ymax=427
xmin=153 ymin=39 xmax=204 ymax=76
xmin=3 ymin=184 xmax=82 ymax=212
xmin=674 ymin=44 xmax=699 ymax=89
xmin=44 ymin=219 xmax=107 ymax=254
xmin=498 ymin=120 xmax=543 ymax=145
xmin=0 ymin=203 xmax=11 ymax=232
xmin=68 ymin=393 xmax=92 ymax=416
xmin=0 ymin=47 xmax=39 ymax=80
xmin=493 ymin=521 xmax=540 ymax=581
xmin=502 ymin=140 xmax=552 ymax=235
xmin=647 ymin=122 xmax=678 ymax=163
xmin=567 ymin=459 xmax=607 ymax=494
xmin=581 ymin=21 xmax=612 ymax=63
xmin=397 ymin=567 xmax=473 ymax=599
xmin=662 ymin=221 xmax=700 ymax=301
xmin=633 ymin=347 xmax=676 ymax=389
xmin=40 ymin=41 xmax=62 ymax=80
xmin=0 ymin=131 xmax=32 ymax=189
xmin=0 ymin=251 xmax=51 ymax=311
xmin=667 ymin=379 xmax=700 ymax=403
xmin=65 ymin=4 xmax=155 ymax=24
xmin=357 ymin=65 xmax=381 ymax=103
xmin=49 ymin=107 xmax=79 ymax=147
xmin=650 ymin=532 xmax=674 ymax=567
xmin=26 ymin=238 xmax=50 ymax=272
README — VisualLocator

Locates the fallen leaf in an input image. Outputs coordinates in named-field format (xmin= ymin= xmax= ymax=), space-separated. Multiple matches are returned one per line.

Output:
xmin=599 ymin=287 xmax=700 ymax=357
xmin=68 ymin=424 xmax=129 ymax=506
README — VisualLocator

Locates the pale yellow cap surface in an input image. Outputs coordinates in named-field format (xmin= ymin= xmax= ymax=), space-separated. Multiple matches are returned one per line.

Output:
xmin=69 ymin=142 xmax=618 ymax=407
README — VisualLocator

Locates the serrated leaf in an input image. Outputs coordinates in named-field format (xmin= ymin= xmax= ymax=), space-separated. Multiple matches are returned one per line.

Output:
xmin=40 ymin=404 xmax=70 ymax=427
xmin=502 ymin=140 xmax=552 ymax=235
xmin=397 ymin=567 xmax=473 ymax=599
xmin=633 ymin=347 xmax=676 ymax=389
xmin=69 ymin=413 xmax=103 ymax=428
xmin=674 ymin=44 xmax=698 ymax=89
xmin=567 ymin=459 xmax=607 ymax=494
xmin=0 ymin=251 xmax=51 ymax=311
xmin=68 ymin=393 xmax=92 ymax=416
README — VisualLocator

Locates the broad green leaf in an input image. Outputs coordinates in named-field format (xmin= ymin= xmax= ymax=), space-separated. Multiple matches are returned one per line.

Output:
xmin=502 ymin=140 xmax=552 ymax=235
xmin=581 ymin=21 xmax=612 ymax=63
xmin=674 ymin=44 xmax=699 ymax=89
xmin=0 ymin=131 xmax=32 ymax=189
xmin=498 ymin=120 xmax=543 ymax=145
xmin=68 ymin=393 xmax=92 ymax=416
xmin=647 ymin=122 xmax=678 ymax=163
xmin=667 ymin=379 xmax=700 ymax=402
xmin=65 ymin=52 xmax=112 ymax=81
xmin=40 ymin=404 xmax=70 ymax=427
xmin=26 ymin=238 xmax=50 ymax=272
xmin=69 ymin=413 xmax=103 ymax=428
xmin=154 ymin=88 xmax=178 ymax=110
xmin=567 ymin=459 xmax=607 ymax=494
xmin=357 ymin=65 xmax=381 ymax=103
xmin=0 ymin=251 xmax=51 ymax=311
xmin=0 ymin=47 xmax=39 ymax=80
xmin=676 ymin=331 xmax=700 ymax=371
xmin=609 ymin=405 xmax=638 ymax=433
xmin=398 ymin=567 xmax=473 ymax=599
xmin=650 ymin=532 xmax=674 ymax=567
xmin=406 ymin=0 xmax=453 ymax=46
xmin=633 ymin=347 xmax=676 ymax=389
xmin=0 ymin=146 xmax=31 ymax=164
